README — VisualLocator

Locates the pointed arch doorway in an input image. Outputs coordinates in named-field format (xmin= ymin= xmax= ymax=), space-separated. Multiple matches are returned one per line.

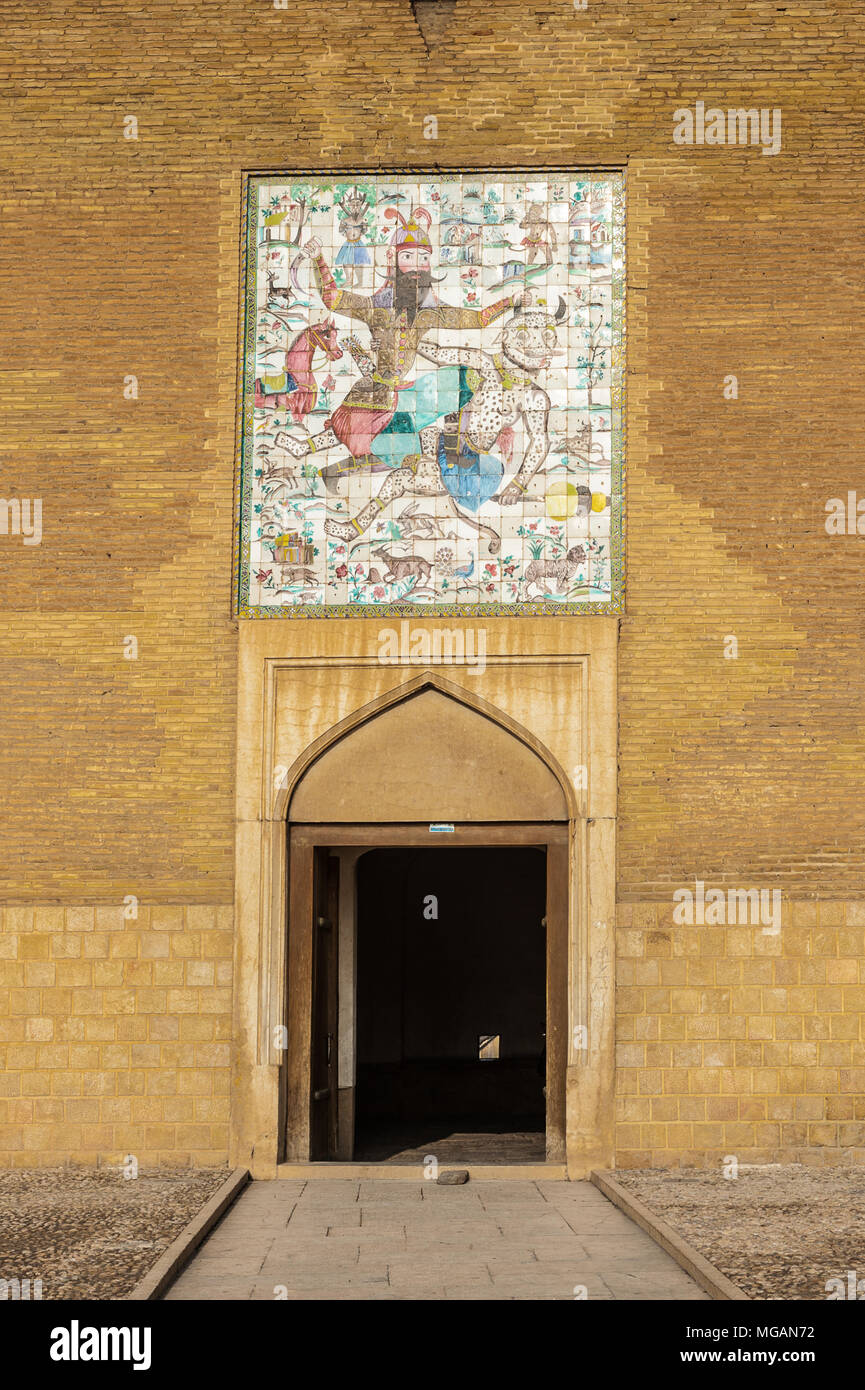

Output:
xmin=281 ymin=682 xmax=571 ymax=1166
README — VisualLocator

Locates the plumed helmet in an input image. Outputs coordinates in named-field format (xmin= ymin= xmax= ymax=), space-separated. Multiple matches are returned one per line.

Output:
xmin=384 ymin=205 xmax=433 ymax=251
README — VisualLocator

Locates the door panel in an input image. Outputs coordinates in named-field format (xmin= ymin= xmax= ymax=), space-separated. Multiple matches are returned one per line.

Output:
xmin=545 ymin=838 xmax=568 ymax=1162
xmin=310 ymin=849 xmax=339 ymax=1159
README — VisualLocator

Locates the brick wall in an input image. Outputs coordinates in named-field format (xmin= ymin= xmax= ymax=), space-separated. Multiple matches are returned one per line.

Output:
xmin=0 ymin=0 xmax=862 ymax=1165
xmin=616 ymin=903 xmax=865 ymax=1168
xmin=0 ymin=907 xmax=232 ymax=1166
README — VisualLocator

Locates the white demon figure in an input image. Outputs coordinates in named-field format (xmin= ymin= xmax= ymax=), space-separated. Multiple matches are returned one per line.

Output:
xmin=324 ymin=294 xmax=568 ymax=552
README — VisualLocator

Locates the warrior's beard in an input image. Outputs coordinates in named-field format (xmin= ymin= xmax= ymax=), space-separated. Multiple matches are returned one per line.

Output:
xmin=393 ymin=267 xmax=433 ymax=323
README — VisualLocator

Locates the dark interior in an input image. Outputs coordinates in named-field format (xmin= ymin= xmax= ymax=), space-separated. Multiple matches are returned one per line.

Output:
xmin=354 ymin=846 xmax=546 ymax=1161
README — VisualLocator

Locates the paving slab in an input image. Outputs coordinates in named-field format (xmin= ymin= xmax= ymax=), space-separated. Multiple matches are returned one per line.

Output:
xmin=165 ymin=1177 xmax=710 ymax=1302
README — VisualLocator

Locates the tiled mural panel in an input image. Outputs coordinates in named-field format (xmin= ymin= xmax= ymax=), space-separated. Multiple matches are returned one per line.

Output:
xmin=236 ymin=171 xmax=624 ymax=617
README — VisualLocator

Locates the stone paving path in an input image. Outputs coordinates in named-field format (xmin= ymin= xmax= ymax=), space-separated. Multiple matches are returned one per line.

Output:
xmin=165 ymin=1179 xmax=709 ymax=1301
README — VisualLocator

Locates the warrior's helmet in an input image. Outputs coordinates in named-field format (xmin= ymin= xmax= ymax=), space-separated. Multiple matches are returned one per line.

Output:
xmin=384 ymin=205 xmax=433 ymax=252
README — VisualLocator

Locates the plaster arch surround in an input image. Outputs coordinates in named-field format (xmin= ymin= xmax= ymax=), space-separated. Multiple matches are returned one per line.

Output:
xmin=229 ymin=621 xmax=618 ymax=1179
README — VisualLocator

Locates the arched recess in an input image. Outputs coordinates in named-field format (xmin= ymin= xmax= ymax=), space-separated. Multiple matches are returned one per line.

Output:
xmin=282 ymin=670 xmax=576 ymax=824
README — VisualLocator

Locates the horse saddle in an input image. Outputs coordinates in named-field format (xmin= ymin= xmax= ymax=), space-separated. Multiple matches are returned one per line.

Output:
xmin=260 ymin=369 xmax=299 ymax=395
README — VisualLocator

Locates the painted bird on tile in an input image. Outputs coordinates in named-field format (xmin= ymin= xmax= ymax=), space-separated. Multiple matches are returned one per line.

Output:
xmin=454 ymin=554 xmax=476 ymax=588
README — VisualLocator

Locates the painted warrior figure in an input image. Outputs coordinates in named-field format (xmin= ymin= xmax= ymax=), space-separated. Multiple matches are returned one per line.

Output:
xmin=324 ymin=294 xmax=567 ymax=549
xmin=277 ymin=207 xmax=518 ymax=488
xmin=334 ymin=187 xmax=371 ymax=287
xmin=518 ymin=202 xmax=557 ymax=266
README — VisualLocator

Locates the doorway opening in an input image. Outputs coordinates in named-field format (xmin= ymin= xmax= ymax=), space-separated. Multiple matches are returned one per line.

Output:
xmin=353 ymin=846 xmax=547 ymax=1164
xmin=285 ymin=821 xmax=567 ymax=1166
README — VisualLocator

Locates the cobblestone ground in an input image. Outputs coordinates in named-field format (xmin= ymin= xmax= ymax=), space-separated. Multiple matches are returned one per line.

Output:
xmin=0 ymin=1167 xmax=229 ymax=1300
xmin=615 ymin=1164 xmax=865 ymax=1301
xmin=166 ymin=1178 xmax=709 ymax=1301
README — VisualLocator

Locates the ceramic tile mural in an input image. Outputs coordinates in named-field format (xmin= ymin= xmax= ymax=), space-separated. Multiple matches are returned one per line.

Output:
xmin=235 ymin=171 xmax=624 ymax=616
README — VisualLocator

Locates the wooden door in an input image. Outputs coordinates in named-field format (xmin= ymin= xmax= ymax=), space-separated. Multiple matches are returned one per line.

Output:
xmin=309 ymin=849 xmax=339 ymax=1159
xmin=545 ymin=838 xmax=568 ymax=1162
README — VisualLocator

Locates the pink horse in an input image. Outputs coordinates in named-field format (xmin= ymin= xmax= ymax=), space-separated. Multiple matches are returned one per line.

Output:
xmin=254 ymin=319 xmax=342 ymax=424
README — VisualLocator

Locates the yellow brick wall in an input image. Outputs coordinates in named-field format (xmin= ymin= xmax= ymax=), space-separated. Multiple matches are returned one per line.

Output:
xmin=616 ymin=902 xmax=865 ymax=1167
xmin=0 ymin=907 xmax=232 ymax=1166
xmin=0 ymin=0 xmax=862 ymax=1165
